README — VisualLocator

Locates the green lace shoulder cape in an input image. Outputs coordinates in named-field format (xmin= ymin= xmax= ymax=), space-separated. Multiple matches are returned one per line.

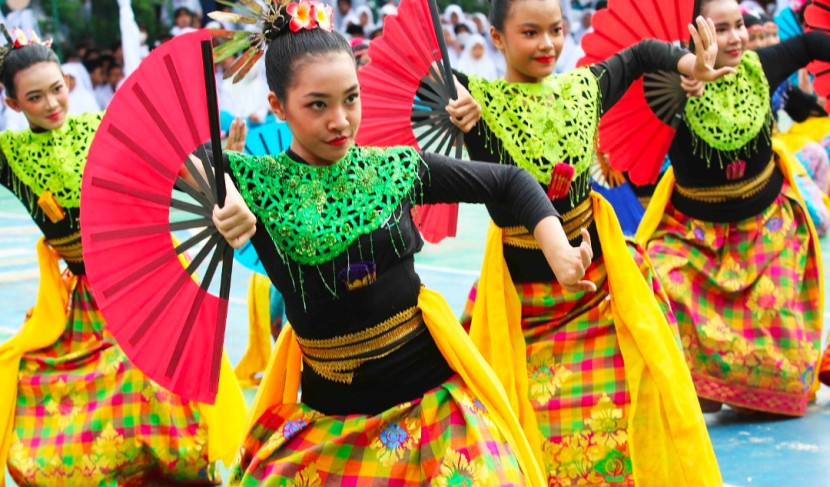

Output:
xmin=468 ymin=68 xmax=601 ymax=202
xmin=0 ymin=112 xmax=103 ymax=212
xmin=684 ymin=51 xmax=771 ymax=167
xmin=228 ymin=145 xmax=423 ymax=274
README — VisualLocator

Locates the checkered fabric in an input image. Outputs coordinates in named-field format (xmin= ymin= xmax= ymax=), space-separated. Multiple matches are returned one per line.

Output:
xmin=8 ymin=276 xmax=218 ymax=486
xmin=646 ymin=184 xmax=822 ymax=416
xmin=228 ymin=375 xmax=524 ymax=486
xmin=460 ymin=244 xmax=677 ymax=486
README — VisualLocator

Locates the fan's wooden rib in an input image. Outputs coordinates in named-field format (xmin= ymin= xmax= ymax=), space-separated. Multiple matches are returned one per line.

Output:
xmin=415 ymin=120 xmax=447 ymax=145
xmin=166 ymin=288 xmax=208 ymax=378
xmin=108 ymin=124 xmax=177 ymax=180
xmin=129 ymin=272 xmax=191 ymax=345
xmin=433 ymin=126 xmax=455 ymax=155
xmin=409 ymin=98 xmax=452 ymax=111
xmin=195 ymin=145 xmax=219 ymax=201
xmin=212 ymin=245 xmax=234 ymax=388
xmin=426 ymin=64 xmax=450 ymax=99
xmin=175 ymin=176 xmax=214 ymax=208
xmin=165 ymin=54 xmax=202 ymax=146
xmin=102 ymin=252 xmax=174 ymax=299
xmin=258 ymin=132 xmax=271 ymax=154
xmin=134 ymin=84 xmax=188 ymax=160
xmin=607 ymin=9 xmax=641 ymax=43
xmin=92 ymin=218 xmax=211 ymax=242
xmin=170 ymin=198 xmax=212 ymax=217
xmin=185 ymin=233 xmax=223 ymax=275
xmin=200 ymin=242 xmax=224 ymax=293
xmin=654 ymin=2 xmax=672 ymax=40
xmin=417 ymin=80 xmax=448 ymax=105
xmin=629 ymin=0 xmax=659 ymax=38
xmin=453 ymin=133 xmax=463 ymax=159
xmin=420 ymin=120 xmax=452 ymax=150
xmin=182 ymin=152 xmax=216 ymax=205
xmin=176 ymin=226 xmax=217 ymax=255
xmin=813 ymin=1 xmax=830 ymax=13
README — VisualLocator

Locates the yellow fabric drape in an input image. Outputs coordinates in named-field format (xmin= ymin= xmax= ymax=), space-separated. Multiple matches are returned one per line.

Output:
xmin=245 ymin=288 xmax=547 ymax=487
xmin=636 ymin=149 xmax=825 ymax=398
xmin=235 ymin=273 xmax=274 ymax=387
xmin=0 ymin=239 xmax=71 ymax=487
xmin=0 ymin=239 xmax=248 ymax=480
xmin=473 ymin=194 xmax=721 ymax=486
xmin=468 ymin=224 xmax=544 ymax=464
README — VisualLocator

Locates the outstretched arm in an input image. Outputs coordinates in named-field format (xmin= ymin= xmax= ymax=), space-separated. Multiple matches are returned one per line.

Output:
xmin=758 ymin=32 xmax=830 ymax=89
xmin=420 ymin=152 xmax=595 ymax=292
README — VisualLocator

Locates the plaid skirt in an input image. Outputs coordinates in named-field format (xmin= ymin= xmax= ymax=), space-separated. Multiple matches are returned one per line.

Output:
xmin=228 ymin=375 xmax=525 ymax=486
xmin=460 ymin=244 xmax=676 ymax=486
xmin=7 ymin=276 xmax=217 ymax=486
xmin=645 ymin=184 xmax=821 ymax=416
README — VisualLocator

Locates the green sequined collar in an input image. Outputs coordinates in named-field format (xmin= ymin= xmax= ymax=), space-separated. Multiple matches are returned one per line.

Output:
xmin=468 ymin=68 xmax=601 ymax=202
xmin=684 ymin=51 xmax=771 ymax=167
xmin=0 ymin=112 xmax=102 ymax=210
xmin=229 ymin=145 xmax=423 ymax=270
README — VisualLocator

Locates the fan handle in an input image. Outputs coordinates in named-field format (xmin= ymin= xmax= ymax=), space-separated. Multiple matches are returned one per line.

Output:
xmin=427 ymin=0 xmax=457 ymax=99
xmin=202 ymin=40 xmax=227 ymax=207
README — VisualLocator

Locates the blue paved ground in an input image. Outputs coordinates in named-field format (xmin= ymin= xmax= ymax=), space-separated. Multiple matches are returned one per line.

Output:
xmin=2 ymin=188 xmax=828 ymax=486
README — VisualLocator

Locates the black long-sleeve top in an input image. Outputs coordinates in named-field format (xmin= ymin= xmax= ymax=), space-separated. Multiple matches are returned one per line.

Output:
xmin=457 ymin=40 xmax=686 ymax=282
xmin=228 ymin=148 xmax=559 ymax=414
xmin=669 ymin=33 xmax=830 ymax=221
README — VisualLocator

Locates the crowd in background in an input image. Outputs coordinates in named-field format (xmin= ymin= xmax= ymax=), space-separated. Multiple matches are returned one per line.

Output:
xmin=0 ymin=0 xmax=804 ymax=134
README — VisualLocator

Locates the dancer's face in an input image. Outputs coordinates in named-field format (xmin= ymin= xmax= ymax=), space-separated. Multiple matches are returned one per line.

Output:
xmin=269 ymin=51 xmax=360 ymax=167
xmin=491 ymin=0 xmax=564 ymax=84
xmin=702 ymin=0 xmax=748 ymax=68
xmin=5 ymin=62 xmax=69 ymax=131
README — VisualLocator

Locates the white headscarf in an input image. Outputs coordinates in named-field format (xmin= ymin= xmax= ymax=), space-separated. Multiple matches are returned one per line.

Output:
xmin=355 ymin=5 xmax=376 ymax=32
xmin=456 ymin=34 xmax=497 ymax=80
xmin=444 ymin=4 xmax=464 ymax=25
xmin=61 ymin=63 xmax=101 ymax=115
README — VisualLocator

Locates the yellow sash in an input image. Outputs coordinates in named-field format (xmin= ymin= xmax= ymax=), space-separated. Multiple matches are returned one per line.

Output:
xmin=636 ymin=149 xmax=824 ymax=398
xmin=473 ymin=193 xmax=721 ymax=485
xmin=235 ymin=273 xmax=274 ymax=387
xmin=0 ymin=239 xmax=248 ymax=485
xmin=246 ymin=288 xmax=547 ymax=487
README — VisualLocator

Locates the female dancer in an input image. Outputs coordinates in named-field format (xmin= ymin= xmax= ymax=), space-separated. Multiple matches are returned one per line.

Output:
xmin=637 ymin=0 xmax=830 ymax=416
xmin=201 ymin=1 xmax=597 ymax=484
xmin=435 ymin=0 xmax=724 ymax=483
xmin=0 ymin=32 xmax=246 ymax=486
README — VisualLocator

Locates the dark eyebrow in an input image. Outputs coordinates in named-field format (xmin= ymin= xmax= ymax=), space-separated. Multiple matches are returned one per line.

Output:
xmin=304 ymin=84 xmax=360 ymax=98
xmin=25 ymin=80 xmax=61 ymax=97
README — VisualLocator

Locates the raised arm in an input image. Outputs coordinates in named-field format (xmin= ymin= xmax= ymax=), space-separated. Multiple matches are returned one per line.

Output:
xmin=758 ymin=32 xmax=830 ymax=90
xmin=419 ymin=152 xmax=595 ymax=292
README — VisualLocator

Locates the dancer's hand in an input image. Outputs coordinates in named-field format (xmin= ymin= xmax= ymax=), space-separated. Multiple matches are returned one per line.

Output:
xmin=535 ymin=217 xmax=597 ymax=293
xmin=447 ymin=78 xmax=482 ymax=133
xmin=680 ymin=74 xmax=704 ymax=98
xmin=226 ymin=117 xmax=248 ymax=153
xmin=686 ymin=16 xmax=737 ymax=81
xmin=213 ymin=174 xmax=256 ymax=249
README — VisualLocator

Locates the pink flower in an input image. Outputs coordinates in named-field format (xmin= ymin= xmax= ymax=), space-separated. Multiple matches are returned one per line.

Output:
xmin=286 ymin=1 xmax=316 ymax=32
xmin=312 ymin=2 xmax=334 ymax=31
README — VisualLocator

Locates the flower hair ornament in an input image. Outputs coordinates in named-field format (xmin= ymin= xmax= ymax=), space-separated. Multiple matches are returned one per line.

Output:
xmin=0 ymin=25 xmax=53 ymax=77
xmin=208 ymin=0 xmax=333 ymax=82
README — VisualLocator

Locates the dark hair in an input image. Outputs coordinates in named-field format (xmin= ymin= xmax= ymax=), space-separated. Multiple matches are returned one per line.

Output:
xmin=106 ymin=63 xmax=123 ymax=75
xmin=1 ymin=44 xmax=60 ymax=98
xmin=174 ymin=7 xmax=193 ymax=19
xmin=490 ymin=0 xmax=567 ymax=31
xmin=453 ymin=23 xmax=471 ymax=35
xmin=345 ymin=23 xmax=365 ymax=37
xmin=265 ymin=27 xmax=353 ymax=101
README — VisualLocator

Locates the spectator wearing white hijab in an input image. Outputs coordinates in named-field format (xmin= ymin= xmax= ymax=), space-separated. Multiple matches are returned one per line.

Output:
xmin=443 ymin=4 xmax=464 ymax=26
xmin=456 ymin=33 xmax=497 ymax=80
xmin=354 ymin=5 xmax=376 ymax=35
xmin=554 ymin=16 xmax=585 ymax=73
xmin=61 ymin=63 xmax=102 ymax=115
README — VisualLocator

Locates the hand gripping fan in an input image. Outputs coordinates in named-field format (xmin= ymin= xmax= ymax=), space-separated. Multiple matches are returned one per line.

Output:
xmin=578 ymin=0 xmax=694 ymax=185
xmin=356 ymin=0 xmax=460 ymax=243
xmin=81 ymin=30 xmax=233 ymax=404
xmin=804 ymin=0 xmax=830 ymax=111
xmin=233 ymin=121 xmax=294 ymax=276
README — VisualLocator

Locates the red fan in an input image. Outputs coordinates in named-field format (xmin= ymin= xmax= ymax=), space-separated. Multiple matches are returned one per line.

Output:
xmin=578 ymin=0 xmax=695 ymax=185
xmin=81 ymin=30 xmax=233 ymax=404
xmin=804 ymin=0 xmax=830 ymax=111
xmin=356 ymin=0 xmax=459 ymax=243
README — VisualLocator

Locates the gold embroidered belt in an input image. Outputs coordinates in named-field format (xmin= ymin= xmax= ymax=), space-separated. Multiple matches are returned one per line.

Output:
xmin=296 ymin=306 xmax=426 ymax=384
xmin=674 ymin=157 xmax=775 ymax=204
xmin=502 ymin=197 xmax=593 ymax=249
xmin=46 ymin=232 xmax=84 ymax=264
